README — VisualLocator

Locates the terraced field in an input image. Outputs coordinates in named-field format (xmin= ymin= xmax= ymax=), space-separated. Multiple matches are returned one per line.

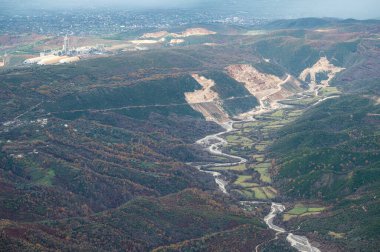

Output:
xmin=207 ymin=106 xmax=306 ymax=201
xmin=283 ymin=204 xmax=326 ymax=221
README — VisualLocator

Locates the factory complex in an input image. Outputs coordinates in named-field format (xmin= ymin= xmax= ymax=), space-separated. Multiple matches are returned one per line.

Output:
xmin=24 ymin=36 xmax=105 ymax=65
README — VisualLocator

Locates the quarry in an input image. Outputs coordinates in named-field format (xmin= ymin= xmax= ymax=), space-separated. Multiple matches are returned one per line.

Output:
xmin=226 ymin=64 xmax=303 ymax=110
xmin=299 ymin=57 xmax=345 ymax=92
xmin=185 ymin=74 xmax=230 ymax=124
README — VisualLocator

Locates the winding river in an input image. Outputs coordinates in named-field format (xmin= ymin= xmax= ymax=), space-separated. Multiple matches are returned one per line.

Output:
xmin=193 ymin=121 xmax=321 ymax=252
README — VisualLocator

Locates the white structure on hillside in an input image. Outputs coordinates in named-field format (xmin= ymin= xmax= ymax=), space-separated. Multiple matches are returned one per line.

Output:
xmin=0 ymin=53 xmax=6 ymax=67
xmin=24 ymin=36 xmax=105 ymax=65
xmin=63 ymin=35 xmax=69 ymax=55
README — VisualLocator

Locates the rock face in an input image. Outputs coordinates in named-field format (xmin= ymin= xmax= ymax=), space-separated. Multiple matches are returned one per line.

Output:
xmin=185 ymin=74 xmax=230 ymax=124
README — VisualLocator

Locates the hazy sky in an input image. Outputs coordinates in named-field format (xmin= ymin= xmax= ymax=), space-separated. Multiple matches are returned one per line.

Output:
xmin=1 ymin=0 xmax=379 ymax=19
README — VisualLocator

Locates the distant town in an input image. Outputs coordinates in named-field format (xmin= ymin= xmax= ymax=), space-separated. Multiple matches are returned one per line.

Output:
xmin=0 ymin=8 xmax=268 ymax=68
xmin=0 ymin=8 xmax=267 ymax=36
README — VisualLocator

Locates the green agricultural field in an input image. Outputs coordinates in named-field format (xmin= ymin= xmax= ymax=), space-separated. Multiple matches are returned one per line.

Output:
xmin=236 ymin=189 xmax=256 ymax=199
xmin=261 ymin=186 xmax=277 ymax=198
xmin=255 ymin=168 xmax=271 ymax=183
xmin=308 ymin=207 xmax=326 ymax=212
xmin=234 ymin=175 xmax=258 ymax=188
xmin=263 ymin=124 xmax=284 ymax=129
xmin=250 ymin=187 xmax=267 ymax=199
xmin=225 ymin=135 xmax=253 ymax=147
xmin=280 ymin=97 xmax=320 ymax=106
xmin=241 ymin=121 xmax=262 ymax=128
xmin=210 ymin=164 xmax=247 ymax=171
xmin=270 ymin=110 xmax=285 ymax=118
xmin=252 ymin=155 xmax=265 ymax=162
xmin=319 ymin=86 xmax=341 ymax=96
xmin=15 ymin=158 xmax=56 ymax=186
xmin=247 ymin=186 xmax=277 ymax=199
xmin=255 ymin=144 xmax=267 ymax=152
xmin=283 ymin=204 xmax=325 ymax=221
xmin=255 ymin=160 xmax=272 ymax=167
xmin=36 ymin=169 xmax=56 ymax=186
xmin=287 ymin=110 xmax=304 ymax=118
xmin=250 ymin=163 xmax=272 ymax=182
xmin=225 ymin=135 xmax=240 ymax=142
xmin=287 ymin=204 xmax=309 ymax=215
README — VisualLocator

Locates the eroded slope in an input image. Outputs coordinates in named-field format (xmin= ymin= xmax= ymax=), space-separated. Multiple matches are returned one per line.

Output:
xmin=141 ymin=28 xmax=216 ymax=39
xmin=226 ymin=64 xmax=303 ymax=111
xmin=185 ymin=72 xmax=260 ymax=124
xmin=185 ymin=74 xmax=230 ymax=124
xmin=299 ymin=57 xmax=345 ymax=91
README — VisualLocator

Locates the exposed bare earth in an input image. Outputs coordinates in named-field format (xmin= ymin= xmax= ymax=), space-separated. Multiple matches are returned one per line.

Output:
xmin=266 ymin=75 xmax=303 ymax=102
xmin=314 ymin=29 xmax=337 ymax=33
xmin=185 ymin=74 xmax=229 ymax=124
xmin=185 ymin=74 xmax=219 ymax=103
xmin=24 ymin=55 xmax=81 ymax=65
xmin=141 ymin=28 xmax=216 ymax=39
xmin=371 ymin=96 xmax=380 ymax=105
xmin=203 ymin=43 xmax=219 ymax=47
xmin=169 ymin=39 xmax=185 ymax=45
xmin=299 ymin=57 xmax=345 ymax=91
xmin=106 ymin=43 xmax=134 ymax=51
xmin=226 ymin=65 xmax=283 ymax=101
xmin=37 ymin=56 xmax=69 ymax=65
xmin=59 ymin=56 xmax=80 ymax=64
xmin=128 ymin=40 xmax=160 ymax=45
xmin=141 ymin=31 xmax=169 ymax=39
xmin=226 ymin=65 xmax=302 ymax=110
xmin=189 ymin=103 xmax=230 ymax=124
xmin=173 ymin=28 xmax=216 ymax=37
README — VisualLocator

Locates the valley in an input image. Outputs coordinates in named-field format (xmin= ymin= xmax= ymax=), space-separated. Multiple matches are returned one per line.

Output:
xmin=191 ymin=82 xmax=340 ymax=251
xmin=0 ymin=18 xmax=379 ymax=251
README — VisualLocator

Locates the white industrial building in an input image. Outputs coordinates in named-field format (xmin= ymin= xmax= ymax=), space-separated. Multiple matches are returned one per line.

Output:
xmin=24 ymin=36 xmax=104 ymax=65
